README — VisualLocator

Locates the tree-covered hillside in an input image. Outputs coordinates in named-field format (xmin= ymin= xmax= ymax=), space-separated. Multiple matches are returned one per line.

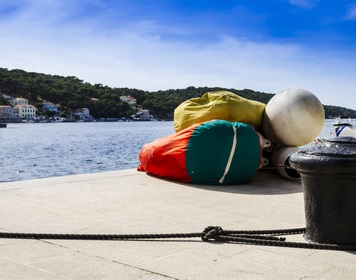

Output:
xmin=0 ymin=67 xmax=355 ymax=119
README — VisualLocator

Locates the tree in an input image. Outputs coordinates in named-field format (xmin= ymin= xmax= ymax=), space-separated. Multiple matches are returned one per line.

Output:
xmin=1 ymin=67 xmax=355 ymax=119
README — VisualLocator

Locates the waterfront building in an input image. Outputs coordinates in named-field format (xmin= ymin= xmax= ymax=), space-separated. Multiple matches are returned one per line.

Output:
xmin=0 ymin=105 xmax=19 ymax=119
xmin=15 ymin=104 xmax=37 ymax=119
xmin=9 ymin=97 xmax=29 ymax=107
xmin=74 ymin=108 xmax=93 ymax=121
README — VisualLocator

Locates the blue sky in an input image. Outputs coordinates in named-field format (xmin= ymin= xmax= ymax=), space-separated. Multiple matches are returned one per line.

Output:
xmin=1 ymin=0 xmax=356 ymax=108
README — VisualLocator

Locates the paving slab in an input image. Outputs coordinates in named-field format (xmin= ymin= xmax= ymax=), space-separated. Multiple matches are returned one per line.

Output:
xmin=0 ymin=169 xmax=355 ymax=279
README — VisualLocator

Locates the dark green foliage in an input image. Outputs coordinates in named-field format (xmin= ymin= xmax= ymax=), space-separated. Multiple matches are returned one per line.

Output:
xmin=0 ymin=93 xmax=8 ymax=105
xmin=0 ymin=67 xmax=355 ymax=119
xmin=323 ymin=105 xmax=356 ymax=119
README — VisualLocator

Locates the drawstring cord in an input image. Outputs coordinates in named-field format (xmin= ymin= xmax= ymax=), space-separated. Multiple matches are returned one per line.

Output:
xmin=219 ymin=126 xmax=237 ymax=183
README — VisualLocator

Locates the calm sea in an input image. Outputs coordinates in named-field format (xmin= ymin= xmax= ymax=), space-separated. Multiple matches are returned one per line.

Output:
xmin=0 ymin=119 xmax=341 ymax=182
xmin=1 ymin=121 xmax=175 ymax=182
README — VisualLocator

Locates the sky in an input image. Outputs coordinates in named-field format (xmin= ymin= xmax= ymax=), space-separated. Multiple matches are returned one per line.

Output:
xmin=1 ymin=0 xmax=356 ymax=109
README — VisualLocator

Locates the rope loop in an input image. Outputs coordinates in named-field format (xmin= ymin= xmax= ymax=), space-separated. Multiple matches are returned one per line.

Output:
xmin=202 ymin=226 xmax=224 ymax=241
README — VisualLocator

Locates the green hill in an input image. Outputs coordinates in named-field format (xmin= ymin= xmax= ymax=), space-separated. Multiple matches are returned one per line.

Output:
xmin=0 ymin=67 xmax=355 ymax=120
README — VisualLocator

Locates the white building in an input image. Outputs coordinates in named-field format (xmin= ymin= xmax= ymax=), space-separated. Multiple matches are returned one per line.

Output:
xmin=74 ymin=108 xmax=93 ymax=121
xmin=120 ymin=95 xmax=137 ymax=106
xmin=0 ymin=105 xmax=18 ymax=119
xmin=15 ymin=104 xmax=37 ymax=118
xmin=74 ymin=108 xmax=90 ymax=117
xmin=9 ymin=97 xmax=28 ymax=107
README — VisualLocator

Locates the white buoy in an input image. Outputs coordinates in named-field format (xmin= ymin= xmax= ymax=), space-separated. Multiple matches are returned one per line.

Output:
xmin=270 ymin=146 xmax=300 ymax=180
xmin=262 ymin=88 xmax=325 ymax=146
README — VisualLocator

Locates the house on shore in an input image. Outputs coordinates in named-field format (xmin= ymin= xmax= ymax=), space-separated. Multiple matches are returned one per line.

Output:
xmin=1 ymin=97 xmax=37 ymax=121
xmin=0 ymin=105 xmax=19 ymax=120
xmin=15 ymin=104 xmax=37 ymax=119
xmin=74 ymin=108 xmax=93 ymax=121
xmin=42 ymin=101 xmax=58 ymax=112
xmin=120 ymin=95 xmax=137 ymax=107
xmin=9 ymin=97 xmax=29 ymax=107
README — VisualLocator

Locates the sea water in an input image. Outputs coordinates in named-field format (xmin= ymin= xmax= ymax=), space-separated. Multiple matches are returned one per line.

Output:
xmin=1 ymin=121 xmax=175 ymax=182
xmin=0 ymin=119 xmax=343 ymax=182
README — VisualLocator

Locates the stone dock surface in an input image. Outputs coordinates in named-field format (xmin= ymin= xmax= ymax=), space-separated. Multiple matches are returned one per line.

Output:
xmin=0 ymin=169 xmax=355 ymax=279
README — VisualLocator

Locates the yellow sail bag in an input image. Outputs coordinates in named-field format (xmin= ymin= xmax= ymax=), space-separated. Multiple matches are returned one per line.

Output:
xmin=174 ymin=91 xmax=266 ymax=132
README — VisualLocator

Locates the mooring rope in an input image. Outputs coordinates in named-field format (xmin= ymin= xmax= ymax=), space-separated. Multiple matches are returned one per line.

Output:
xmin=1 ymin=226 xmax=356 ymax=251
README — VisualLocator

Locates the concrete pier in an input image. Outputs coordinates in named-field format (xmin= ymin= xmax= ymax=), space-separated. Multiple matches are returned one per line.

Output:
xmin=0 ymin=169 xmax=355 ymax=279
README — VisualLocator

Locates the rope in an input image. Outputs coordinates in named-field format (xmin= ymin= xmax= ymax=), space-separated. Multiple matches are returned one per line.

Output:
xmin=1 ymin=226 xmax=356 ymax=251
xmin=219 ymin=125 xmax=237 ymax=184
xmin=0 ymin=232 xmax=201 ymax=240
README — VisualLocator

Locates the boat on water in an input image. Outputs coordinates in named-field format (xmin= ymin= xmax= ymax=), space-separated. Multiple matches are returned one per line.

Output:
xmin=333 ymin=117 xmax=353 ymax=128
xmin=0 ymin=123 xmax=7 ymax=128
xmin=330 ymin=117 xmax=356 ymax=138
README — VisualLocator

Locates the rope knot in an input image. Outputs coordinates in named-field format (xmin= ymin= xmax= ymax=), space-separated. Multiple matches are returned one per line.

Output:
xmin=202 ymin=226 xmax=224 ymax=242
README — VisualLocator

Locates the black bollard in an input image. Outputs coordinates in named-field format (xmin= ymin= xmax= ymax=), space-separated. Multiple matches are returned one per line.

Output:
xmin=289 ymin=137 xmax=356 ymax=245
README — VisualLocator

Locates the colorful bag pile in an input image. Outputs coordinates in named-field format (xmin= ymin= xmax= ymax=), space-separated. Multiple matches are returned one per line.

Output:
xmin=137 ymin=120 xmax=263 ymax=185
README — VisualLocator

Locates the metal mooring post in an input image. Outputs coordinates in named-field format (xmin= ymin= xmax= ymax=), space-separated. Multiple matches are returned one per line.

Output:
xmin=289 ymin=137 xmax=356 ymax=245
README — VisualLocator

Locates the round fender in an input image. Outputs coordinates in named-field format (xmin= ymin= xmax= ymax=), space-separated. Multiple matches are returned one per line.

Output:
xmin=262 ymin=88 xmax=324 ymax=146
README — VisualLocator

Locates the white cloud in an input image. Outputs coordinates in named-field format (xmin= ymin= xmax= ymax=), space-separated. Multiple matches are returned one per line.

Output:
xmin=345 ymin=4 xmax=356 ymax=20
xmin=1 ymin=0 xmax=356 ymax=109
xmin=288 ymin=0 xmax=318 ymax=9
xmin=2 ymin=21 xmax=356 ymax=108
